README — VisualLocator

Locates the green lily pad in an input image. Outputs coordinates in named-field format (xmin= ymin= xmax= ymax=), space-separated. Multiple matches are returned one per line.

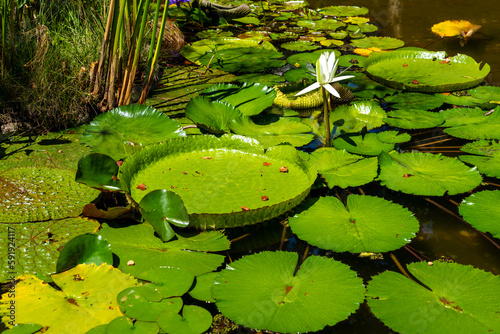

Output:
xmin=320 ymin=6 xmax=369 ymax=17
xmin=351 ymin=37 xmax=405 ymax=50
xmin=365 ymin=51 xmax=490 ymax=92
xmin=81 ymin=104 xmax=185 ymax=161
xmin=157 ymin=305 xmax=213 ymax=334
xmin=441 ymin=106 xmax=500 ymax=140
xmin=180 ymin=38 xmax=285 ymax=73
xmin=117 ymin=286 xmax=183 ymax=322
xmin=212 ymin=251 xmax=365 ymax=333
xmin=283 ymin=67 xmax=316 ymax=82
xmin=97 ymin=223 xmax=229 ymax=276
xmin=366 ymin=261 xmax=500 ymax=333
xmin=459 ymin=140 xmax=500 ymax=178
xmin=332 ymin=133 xmax=394 ymax=156
xmin=0 ymin=217 xmax=100 ymax=282
xmin=229 ymin=117 xmax=314 ymax=149
xmin=120 ymin=135 xmax=316 ymax=229
xmin=103 ymin=316 xmax=159 ymax=334
xmin=330 ymin=101 xmax=387 ymax=133
xmin=2 ymin=324 xmax=43 ymax=334
xmin=328 ymin=31 xmax=348 ymax=39
xmin=140 ymin=190 xmax=190 ymax=242
xmin=442 ymin=86 xmax=500 ymax=108
xmin=384 ymin=109 xmax=445 ymax=129
xmin=185 ymin=96 xmax=242 ymax=133
xmin=56 ymin=234 xmax=113 ymax=273
xmin=377 ymin=130 xmax=411 ymax=144
xmin=346 ymin=23 xmax=378 ymax=33
xmin=0 ymin=264 xmax=138 ymax=333
xmin=384 ymin=92 xmax=445 ymax=110
xmin=309 ymin=148 xmax=378 ymax=188
xmin=188 ymin=272 xmax=218 ymax=302
xmin=296 ymin=19 xmax=345 ymax=31
xmin=320 ymin=39 xmax=344 ymax=47
xmin=459 ymin=190 xmax=500 ymax=238
xmin=200 ymin=83 xmax=276 ymax=116
xmin=75 ymin=153 xmax=122 ymax=191
xmin=289 ymin=195 xmax=419 ymax=252
xmin=136 ymin=267 xmax=195 ymax=298
xmin=0 ymin=166 xmax=99 ymax=223
xmin=377 ymin=151 xmax=483 ymax=196
xmin=196 ymin=29 xmax=233 ymax=39
xmin=286 ymin=49 xmax=342 ymax=68
xmin=338 ymin=55 xmax=366 ymax=68
xmin=280 ymin=40 xmax=320 ymax=51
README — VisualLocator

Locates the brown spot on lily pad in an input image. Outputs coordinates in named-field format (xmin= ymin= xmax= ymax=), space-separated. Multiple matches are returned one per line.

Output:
xmin=136 ymin=183 xmax=147 ymax=191
xmin=279 ymin=166 xmax=288 ymax=173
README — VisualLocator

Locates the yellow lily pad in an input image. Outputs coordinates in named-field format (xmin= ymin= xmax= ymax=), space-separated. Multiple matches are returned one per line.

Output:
xmin=431 ymin=20 xmax=481 ymax=38
xmin=353 ymin=47 xmax=385 ymax=57
xmin=0 ymin=264 xmax=138 ymax=333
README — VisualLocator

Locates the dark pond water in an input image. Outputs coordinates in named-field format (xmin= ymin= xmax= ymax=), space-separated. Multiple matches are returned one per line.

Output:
xmin=312 ymin=0 xmax=500 ymax=85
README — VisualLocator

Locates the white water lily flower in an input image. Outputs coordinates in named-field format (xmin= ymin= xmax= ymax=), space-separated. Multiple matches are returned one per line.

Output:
xmin=295 ymin=51 xmax=354 ymax=98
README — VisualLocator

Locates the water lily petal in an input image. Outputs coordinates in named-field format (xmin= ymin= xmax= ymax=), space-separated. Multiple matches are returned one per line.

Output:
xmin=323 ymin=83 xmax=341 ymax=98
xmin=295 ymin=82 xmax=321 ymax=96
xmin=330 ymin=74 xmax=355 ymax=83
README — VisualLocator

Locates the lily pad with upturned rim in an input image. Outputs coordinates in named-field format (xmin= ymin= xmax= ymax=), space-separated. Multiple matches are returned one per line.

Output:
xmin=289 ymin=195 xmax=419 ymax=253
xmin=119 ymin=135 xmax=317 ymax=229
xmin=365 ymin=51 xmax=490 ymax=92
xmin=459 ymin=190 xmax=500 ymax=238
xmin=377 ymin=151 xmax=483 ymax=196
xmin=366 ymin=261 xmax=500 ymax=334
xmin=212 ymin=251 xmax=365 ymax=333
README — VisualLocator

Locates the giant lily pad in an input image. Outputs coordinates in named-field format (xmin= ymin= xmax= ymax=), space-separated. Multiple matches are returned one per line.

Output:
xmin=229 ymin=117 xmax=314 ymax=149
xmin=97 ymin=223 xmax=229 ymax=277
xmin=459 ymin=190 xmax=500 ymax=238
xmin=119 ymin=135 xmax=316 ymax=229
xmin=377 ymin=151 xmax=483 ymax=196
xmin=81 ymin=104 xmax=186 ymax=160
xmin=459 ymin=140 xmax=500 ymax=178
xmin=365 ymin=51 xmax=490 ymax=92
xmin=0 ymin=167 xmax=99 ymax=223
xmin=0 ymin=217 xmax=100 ymax=282
xmin=0 ymin=264 xmax=138 ymax=333
xmin=308 ymin=148 xmax=378 ymax=188
xmin=180 ymin=38 xmax=285 ymax=73
xmin=212 ymin=251 xmax=365 ymax=333
xmin=366 ymin=261 xmax=500 ymax=333
xmin=290 ymin=195 xmax=419 ymax=252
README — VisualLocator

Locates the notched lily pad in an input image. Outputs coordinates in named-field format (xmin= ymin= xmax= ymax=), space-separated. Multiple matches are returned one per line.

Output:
xmin=377 ymin=151 xmax=482 ymax=196
xmin=459 ymin=190 xmax=500 ymax=238
xmin=289 ymin=195 xmax=419 ymax=252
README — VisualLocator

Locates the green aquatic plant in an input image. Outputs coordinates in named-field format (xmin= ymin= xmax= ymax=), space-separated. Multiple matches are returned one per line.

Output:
xmin=295 ymin=51 xmax=354 ymax=146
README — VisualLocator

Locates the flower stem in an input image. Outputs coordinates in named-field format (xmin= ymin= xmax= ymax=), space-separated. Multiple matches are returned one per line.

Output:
xmin=321 ymin=86 xmax=331 ymax=147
